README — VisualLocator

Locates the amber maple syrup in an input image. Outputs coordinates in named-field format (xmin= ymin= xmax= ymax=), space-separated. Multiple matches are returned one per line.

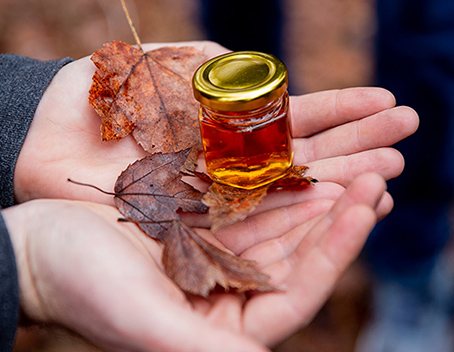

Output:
xmin=199 ymin=93 xmax=292 ymax=189
xmin=192 ymin=51 xmax=293 ymax=189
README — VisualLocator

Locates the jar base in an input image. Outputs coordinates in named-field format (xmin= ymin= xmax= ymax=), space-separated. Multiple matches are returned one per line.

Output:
xmin=207 ymin=156 xmax=292 ymax=189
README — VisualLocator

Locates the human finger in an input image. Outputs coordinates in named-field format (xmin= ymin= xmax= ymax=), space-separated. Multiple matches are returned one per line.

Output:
xmin=293 ymin=106 xmax=419 ymax=163
xmin=299 ymin=147 xmax=404 ymax=185
xmin=214 ymin=199 xmax=334 ymax=255
xmin=242 ymin=174 xmax=384 ymax=346
xmin=290 ymin=87 xmax=396 ymax=137
xmin=240 ymin=173 xmax=389 ymax=268
xmin=181 ymin=177 xmax=344 ymax=231
xmin=244 ymin=204 xmax=376 ymax=347
xmin=239 ymin=191 xmax=391 ymax=269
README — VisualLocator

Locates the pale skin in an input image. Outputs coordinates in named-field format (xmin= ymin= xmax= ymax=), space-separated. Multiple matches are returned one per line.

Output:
xmin=3 ymin=41 xmax=419 ymax=351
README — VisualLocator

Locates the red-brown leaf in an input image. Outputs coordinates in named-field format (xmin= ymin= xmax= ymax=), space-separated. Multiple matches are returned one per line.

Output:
xmin=202 ymin=182 xmax=270 ymax=233
xmin=114 ymin=149 xmax=208 ymax=241
xmin=199 ymin=165 xmax=317 ymax=232
xmin=270 ymin=165 xmax=318 ymax=189
xmin=113 ymin=150 xmax=276 ymax=296
xmin=163 ymin=221 xmax=276 ymax=297
xmin=89 ymin=40 xmax=206 ymax=155
xmin=89 ymin=40 xmax=317 ymax=296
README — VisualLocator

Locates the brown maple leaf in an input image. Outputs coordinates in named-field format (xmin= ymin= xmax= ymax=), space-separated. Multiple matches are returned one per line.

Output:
xmin=200 ymin=165 xmax=318 ymax=232
xmin=89 ymin=40 xmax=206 ymax=156
xmin=164 ymin=221 xmax=275 ymax=297
xmin=202 ymin=183 xmax=270 ymax=233
xmin=114 ymin=149 xmax=208 ymax=241
xmin=270 ymin=165 xmax=318 ymax=189
xmin=112 ymin=150 xmax=275 ymax=297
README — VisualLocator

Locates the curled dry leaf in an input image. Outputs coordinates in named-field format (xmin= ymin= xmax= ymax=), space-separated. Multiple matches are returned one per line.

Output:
xmin=203 ymin=183 xmax=270 ymax=233
xmin=270 ymin=165 xmax=318 ymax=189
xmin=113 ymin=150 xmax=275 ymax=297
xmin=201 ymin=165 xmax=318 ymax=232
xmin=89 ymin=40 xmax=206 ymax=157
xmin=164 ymin=221 xmax=275 ymax=297
xmin=114 ymin=149 xmax=208 ymax=241
xmin=87 ymin=38 xmax=317 ymax=297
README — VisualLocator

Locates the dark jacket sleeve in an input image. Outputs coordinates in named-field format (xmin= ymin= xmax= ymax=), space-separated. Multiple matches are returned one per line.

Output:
xmin=0 ymin=55 xmax=74 ymax=208
xmin=0 ymin=211 xmax=19 ymax=351
xmin=0 ymin=54 xmax=74 ymax=350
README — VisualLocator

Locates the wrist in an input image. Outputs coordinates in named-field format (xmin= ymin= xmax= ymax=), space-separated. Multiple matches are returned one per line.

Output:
xmin=2 ymin=203 xmax=49 ymax=323
xmin=0 ymin=209 xmax=20 ymax=345
xmin=0 ymin=56 xmax=73 ymax=207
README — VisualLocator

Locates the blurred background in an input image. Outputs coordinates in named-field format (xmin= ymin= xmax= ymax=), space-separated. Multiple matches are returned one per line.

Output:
xmin=0 ymin=0 xmax=375 ymax=93
xmin=0 ymin=0 xmax=428 ymax=351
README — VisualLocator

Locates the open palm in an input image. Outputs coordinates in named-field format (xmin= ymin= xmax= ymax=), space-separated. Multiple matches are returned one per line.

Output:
xmin=5 ymin=40 xmax=420 ymax=352
xmin=5 ymin=171 xmax=386 ymax=352
xmin=13 ymin=41 xmax=418 ymax=211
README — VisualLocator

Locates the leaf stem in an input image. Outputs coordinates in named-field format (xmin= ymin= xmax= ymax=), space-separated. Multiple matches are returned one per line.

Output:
xmin=118 ymin=217 xmax=174 ymax=225
xmin=67 ymin=178 xmax=196 ymax=200
xmin=67 ymin=178 xmax=116 ymax=196
xmin=120 ymin=0 xmax=143 ymax=51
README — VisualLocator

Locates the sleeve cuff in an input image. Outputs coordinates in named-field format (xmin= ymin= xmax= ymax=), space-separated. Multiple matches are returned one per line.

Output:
xmin=0 ymin=210 xmax=19 ymax=350
xmin=0 ymin=55 xmax=74 ymax=208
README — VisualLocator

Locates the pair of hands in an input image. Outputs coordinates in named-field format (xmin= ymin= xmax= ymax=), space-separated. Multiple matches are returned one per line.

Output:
xmin=3 ymin=41 xmax=419 ymax=352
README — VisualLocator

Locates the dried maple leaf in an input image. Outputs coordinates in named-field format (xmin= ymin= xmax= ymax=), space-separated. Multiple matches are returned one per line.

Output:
xmin=164 ymin=221 xmax=275 ymax=297
xmin=114 ymin=149 xmax=208 ymax=241
xmin=203 ymin=183 xmax=270 ymax=233
xmin=200 ymin=165 xmax=318 ymax=232
xmin=112 ymin=150 xmax=276 ymax=297
xmin=89 ymin=40 xmax=206 ymax=156
xmin=270 ymin=165 xmax=318 ymax=189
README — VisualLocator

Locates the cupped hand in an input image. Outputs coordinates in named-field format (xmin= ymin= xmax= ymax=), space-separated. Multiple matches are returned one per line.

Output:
xmin=13 ymin=40 xmax=418 ymax=206
xmin=3 ymin=172 xmax=386 ymax=352
xmin=13 ymin=41 xmax=229 ymax=204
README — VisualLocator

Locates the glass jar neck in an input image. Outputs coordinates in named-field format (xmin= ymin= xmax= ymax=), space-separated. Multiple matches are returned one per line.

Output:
xmin=201 ymin=93 xmax=288 ymax=128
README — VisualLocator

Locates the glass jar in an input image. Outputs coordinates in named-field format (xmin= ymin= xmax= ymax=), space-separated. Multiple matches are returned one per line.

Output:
xmin=192 ymin=51 xmax=293 ymax=189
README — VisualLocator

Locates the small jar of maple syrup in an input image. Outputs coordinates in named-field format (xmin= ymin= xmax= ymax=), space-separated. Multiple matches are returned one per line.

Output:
xmin=192 ymin=51 xmax=293 ymax=189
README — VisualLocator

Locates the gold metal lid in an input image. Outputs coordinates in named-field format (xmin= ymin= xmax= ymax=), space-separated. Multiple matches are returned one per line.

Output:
xmin=192 ymin=51 xmax=288 ymax=111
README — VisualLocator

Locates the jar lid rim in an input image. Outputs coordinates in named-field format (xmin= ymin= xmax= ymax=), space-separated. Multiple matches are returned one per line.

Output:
xmin=192 ymin=51 xmax=288 ymax=111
